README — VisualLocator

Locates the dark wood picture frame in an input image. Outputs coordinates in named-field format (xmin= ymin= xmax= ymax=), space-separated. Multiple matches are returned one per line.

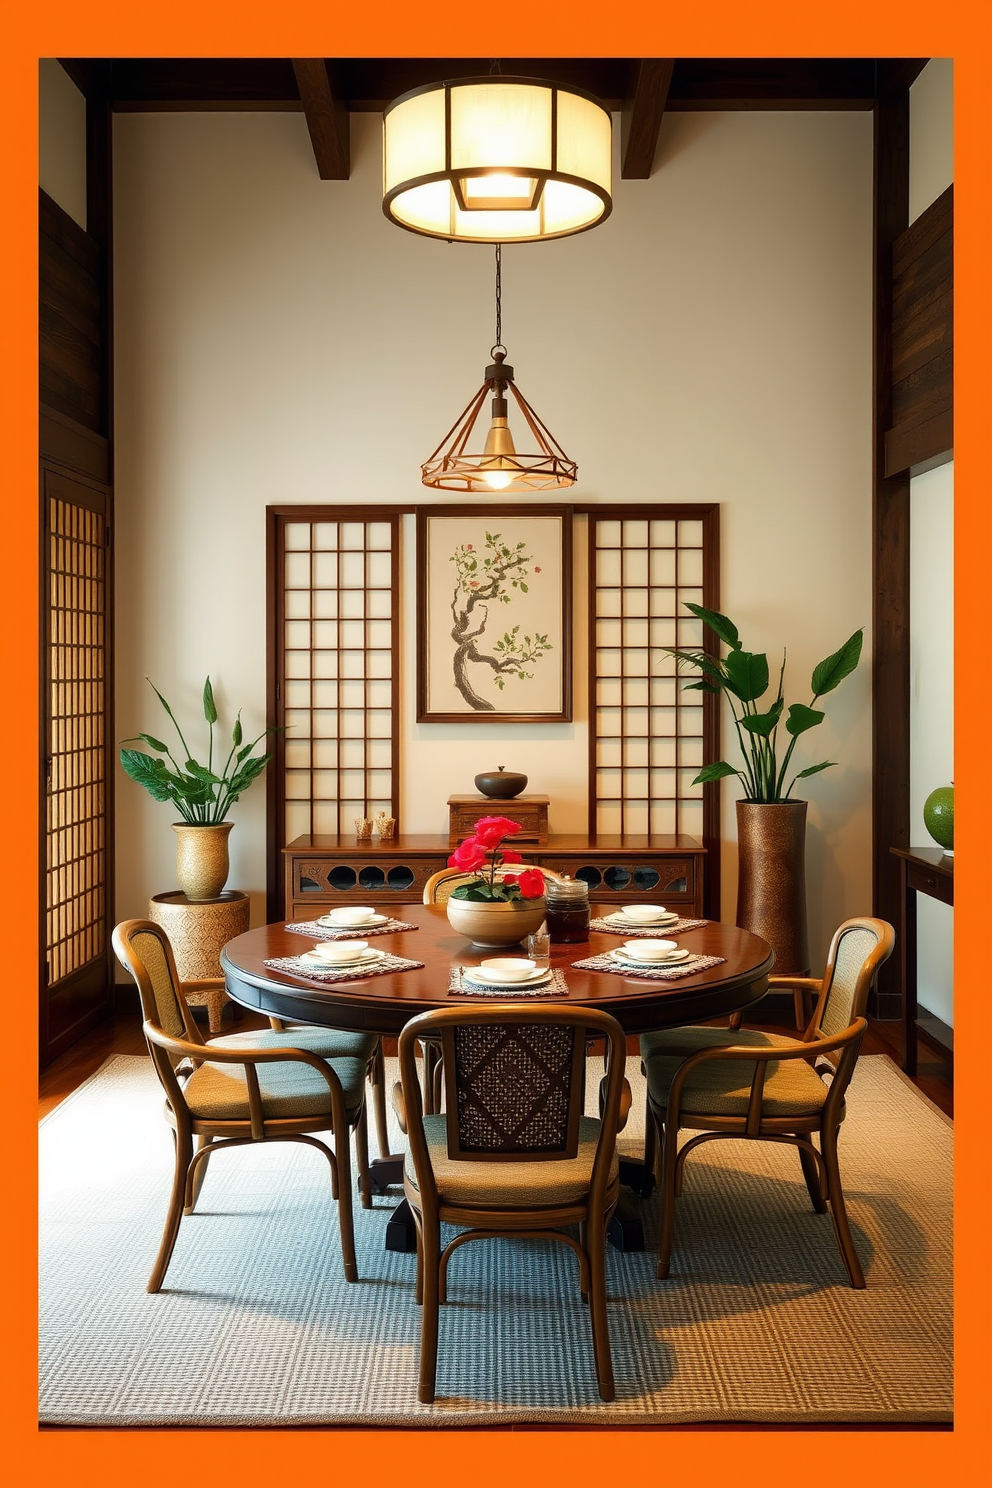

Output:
xmin=416 ymin=504 xmax=573 ymax=723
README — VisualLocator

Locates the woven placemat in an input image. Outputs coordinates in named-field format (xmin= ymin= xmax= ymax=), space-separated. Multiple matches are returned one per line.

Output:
xmin=589 ymin=916 xmax=708 ymax=936
xmin=286 ymin=917 xmax=418 ymax=939
xmin=264 ymin=951 xmax=424 ymax=982
xmin=448 ymin=966 xmax=569 ymax=998
xmin=570 ymin=951 xmax=725 ymax=981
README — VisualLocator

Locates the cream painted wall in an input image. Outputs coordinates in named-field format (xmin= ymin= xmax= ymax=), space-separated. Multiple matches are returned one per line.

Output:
xmin=910 ymin=59 xmax=954 ymax=221
xmin=39 ymin=59 xmax=87 ymax=229
xmin=113 ymin=108 xmax=873 ymax=959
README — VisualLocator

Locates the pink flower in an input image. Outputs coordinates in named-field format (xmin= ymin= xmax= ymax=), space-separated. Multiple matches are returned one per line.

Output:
xmin=448 ymin=837 xmax=487 ymax=871
xmin=534 ymin=566 xmax=541 ymax=573
xmin=474 ymin=815 xmax=523 ymax=848
xmin=466 ymin=544 xmax=473 ymax=550
xmin=501 ymin=849 xmax=522 ymax=864
xmin=516 ymin=868 xmax=545 ymax=899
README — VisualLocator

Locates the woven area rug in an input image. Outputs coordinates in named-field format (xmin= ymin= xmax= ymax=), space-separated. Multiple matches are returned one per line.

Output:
xmin=38 ymin=1052 xmax=952 ymax=1426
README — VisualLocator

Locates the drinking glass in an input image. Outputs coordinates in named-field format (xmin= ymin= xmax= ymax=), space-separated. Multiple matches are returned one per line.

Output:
xmin=525 ymin=926 xmax=551 ymax=971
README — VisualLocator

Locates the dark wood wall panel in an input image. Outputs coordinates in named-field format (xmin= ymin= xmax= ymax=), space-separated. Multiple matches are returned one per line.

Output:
xmin=884 ymin=184 xmax=953 ymax=477
xmin=39 ymin=190 xmax=107 ymax=437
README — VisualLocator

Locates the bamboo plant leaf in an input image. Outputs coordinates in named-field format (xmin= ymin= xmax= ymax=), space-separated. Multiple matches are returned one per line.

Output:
xmin=232 ymin=713 xmax=243 ymax=747
xmin=682 ymin=680 xmax=722 ymax=693
xmin=785 ymin=703 xmax=825 ymax=736
xmin=202 ymin=676 xmax=218 ymax=723
xmin=184 ymin=761 xmax=222 ymax=783
xmin=793 ymin=761 xmax=836 ymax=779
xmin=663 ymin=648 xmax=725 ymax=681
xmin=119 ymin=749 xmax=177 ymax=801
xmin=723 ymin=649 xmax=769 ymax=703
xmin=683 ymin=602 xmax=741 ymax=651
xmin=739 ymin=698 xmax=785 ymax=736
xmin=811 ymin=629 xmax=864 ymax=696
xmin=124 ymin=732 xmax=170 ymax=753
xmin=692 ymin=760 xmax=741 ymax=785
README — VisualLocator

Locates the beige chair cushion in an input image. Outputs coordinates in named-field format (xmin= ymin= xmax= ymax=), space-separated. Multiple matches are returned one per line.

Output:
xmin=209 ymin=1024 xmax=378 ymax=1065
xmin=640 ymin=1023 xmax=795 ymax=1062
xmin=644 ymin=1029 xmax=831 ymax=1119
xmin=183 ymin=1042 xmax=368 ymax=1121
xmin=405 ymin=1114 xmax=617 ymax=1206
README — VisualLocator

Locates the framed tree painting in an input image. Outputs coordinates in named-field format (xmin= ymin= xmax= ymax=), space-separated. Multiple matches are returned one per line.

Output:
xmin=416 ymin=505 xmax=572 ymax=722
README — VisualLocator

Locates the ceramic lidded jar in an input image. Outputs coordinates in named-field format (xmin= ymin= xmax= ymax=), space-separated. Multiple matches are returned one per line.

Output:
xmin=474 ymin=766 xmax=528 ymax=799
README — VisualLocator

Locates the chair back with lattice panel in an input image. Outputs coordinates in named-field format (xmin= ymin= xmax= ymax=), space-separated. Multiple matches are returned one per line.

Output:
xmin=112 ymin=919 xmax=207 ymax=1082
xmin=422 ymin=865 xmax=561 ymax=904
xmin=812 ymin=917 xmax=895 ymax=1041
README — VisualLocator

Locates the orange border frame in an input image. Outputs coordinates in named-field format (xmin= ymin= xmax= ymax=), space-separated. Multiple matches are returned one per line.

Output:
xmin=2 ymin=3 xmax=989 ymax=1484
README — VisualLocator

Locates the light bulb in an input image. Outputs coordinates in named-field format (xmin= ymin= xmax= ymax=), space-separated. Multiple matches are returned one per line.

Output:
xmin=481 ymin=469 xmax=513 ymax=490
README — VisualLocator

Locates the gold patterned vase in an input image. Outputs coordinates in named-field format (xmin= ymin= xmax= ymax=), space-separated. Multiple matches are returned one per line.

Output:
xmin=172 ymin=822 xmax=234 ymax=902
xmin=445 ymin=895 xmax=547 ymax=950
xmin=735 ymin=801 xmax=810 ymax=976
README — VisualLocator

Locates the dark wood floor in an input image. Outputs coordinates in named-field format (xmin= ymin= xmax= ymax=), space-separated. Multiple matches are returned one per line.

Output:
xmin=39 ymin=987 xmax=953 ymax=1120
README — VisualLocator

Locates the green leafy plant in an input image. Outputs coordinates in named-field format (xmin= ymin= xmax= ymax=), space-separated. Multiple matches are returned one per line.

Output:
xmin=667 ymin=604 xmax=864 ymax=802
xmin=120 ymin=678 xmax=276 ymax=823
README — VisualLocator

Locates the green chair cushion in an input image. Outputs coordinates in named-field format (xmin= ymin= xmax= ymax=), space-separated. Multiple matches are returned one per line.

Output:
xmin=405 ymin=1114 xmax=617 ymax=1207
xmin=640 ymin=1024 xmax=796 ymax=1063
xmin=644 ymin=1032 xmax=830 ymax=1119
xmin=210 ymin=1024 xmax=378 ymax=1064
xmin=184 ymin=1043 xmax=368 ymax=1121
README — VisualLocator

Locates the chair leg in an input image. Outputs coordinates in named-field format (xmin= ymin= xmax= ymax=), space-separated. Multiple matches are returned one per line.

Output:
xmin=656 ymin=1113 xmax=679 ymax=1280
xmin=332 ymin=1127 xmax=359 ymax=1283
xmin=149 ymin=1128 xmax=193 ymax=1293
xmin=797 ymin=1138 xmax=828 ymax=1213
xmin=184 ymin=1134 xmax=214 ymax=1213
xmin=355 ymin=1104 xmax=373 ymax=1209
xmin=369 ymin=1043 xmax=393 ymax=1161
xmin=585 ymin=1219 xmax=616 ymax=1402
xmin=418 ymin=1219 xmax=442 ymax=1404
xmin=642 ymin=1090 xmax=657 ymax=1178
xmin=820 ymin=1123 xmax=865 ymax=1289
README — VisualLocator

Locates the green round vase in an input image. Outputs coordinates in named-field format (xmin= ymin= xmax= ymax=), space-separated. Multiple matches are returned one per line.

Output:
xmin=922 ymin=785 xmax=954 ymax=852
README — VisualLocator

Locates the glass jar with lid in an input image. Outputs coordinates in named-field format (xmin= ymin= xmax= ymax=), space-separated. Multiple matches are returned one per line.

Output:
xmin=545 ymin=876 xmax=590 ymax=943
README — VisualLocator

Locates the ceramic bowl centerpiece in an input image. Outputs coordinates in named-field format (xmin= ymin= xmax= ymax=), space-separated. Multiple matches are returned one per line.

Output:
xmin=474 ymin=766 xmax=528 ymax=799
xmin=445 ymin=815 xmax=546 ymax=949
xmin=120 ymin=677 xmax=277 ymax=901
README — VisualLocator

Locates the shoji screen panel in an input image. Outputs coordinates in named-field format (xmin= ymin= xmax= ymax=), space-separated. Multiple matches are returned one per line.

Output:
xmin=267 ymin=509 xmax=401 ymax=914
xmin=42 ymin=466 xmax=114 ymax=1059
xmin=586 ymin=506 xmax=720 ymax=909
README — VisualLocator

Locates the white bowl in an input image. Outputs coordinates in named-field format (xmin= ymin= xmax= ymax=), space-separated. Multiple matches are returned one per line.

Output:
xmin=326 ymin=907 xmax=377 ymax=926
xmin=312 ymin=940 xmax=369 ymax=963
xmin=621 ymin=904 xmax=669 ymax=923
xmin=478 ymin=957 xmax=537 ymax=982
xmin=622 ymin=939 xmax=678 ymax=962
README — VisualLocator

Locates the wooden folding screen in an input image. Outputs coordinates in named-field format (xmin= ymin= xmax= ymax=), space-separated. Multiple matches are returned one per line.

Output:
xmin=266 ymin=508 xmax=401 ymax=917
xmin=585 ymin=505 xmax=720 ymax=913
xmin=42 ymin=466 xmax=114 ymax=1057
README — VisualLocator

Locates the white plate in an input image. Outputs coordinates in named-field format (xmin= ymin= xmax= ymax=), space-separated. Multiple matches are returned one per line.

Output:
xmin=609 ymin=948 xmax=691 ymax=966
xmin=605 ymin=911 xmax=679 ymax=927
xmin=302 ymin=947 xmax=385 ymax=967
xmin=461 ymin=966 xmax=553 ymax=988
xmin=318 ymin=913 xmax=389 ymax=928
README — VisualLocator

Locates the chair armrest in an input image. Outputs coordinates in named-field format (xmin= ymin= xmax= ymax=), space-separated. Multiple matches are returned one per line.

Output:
xmin=391 ymin=1081 xmax=408 ymax=1134
xmin=768 ymin=975 xmax=822 ymax=991
xmin=599 ymin=1075 xmax=632 ymax=1132
xmin=180 ymin=977 xmax=225 ymax=992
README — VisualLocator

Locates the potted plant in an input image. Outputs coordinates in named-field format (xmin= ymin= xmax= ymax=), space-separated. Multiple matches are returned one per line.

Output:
xmin=445 ymin=816 xmax=547 ymax=948
xmin=120 ymin=677 xmax=275 ymax=901
xmin=666 ymin=604 xmax=863 ymax=973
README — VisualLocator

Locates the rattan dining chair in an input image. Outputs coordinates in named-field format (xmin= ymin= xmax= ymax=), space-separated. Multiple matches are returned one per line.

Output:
xmin=422 ymin=865 xmax=563 ymax=904
xmin=112 ymin=918 xmax=375 ymax=1289
xmin=640 ymin=916 xmax=895 ymax=1289
xmin=394 ymin=1003 xmax=627 ymax=1403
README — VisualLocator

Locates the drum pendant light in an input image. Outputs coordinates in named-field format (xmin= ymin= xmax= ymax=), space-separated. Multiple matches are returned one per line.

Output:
xmin=421 ymin=245 xmax=577 ymax=493
xmin=383 ymin=75 xmax=612 ymax=244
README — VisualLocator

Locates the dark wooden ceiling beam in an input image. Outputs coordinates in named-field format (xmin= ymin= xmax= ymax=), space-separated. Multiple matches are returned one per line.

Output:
xmin=292 ymin=60 xmax=350 ymax=179
xmin=668 ymin=58 xmax=879 ymax=109
xmin=621 ymin=59 xmax=674 ymax=178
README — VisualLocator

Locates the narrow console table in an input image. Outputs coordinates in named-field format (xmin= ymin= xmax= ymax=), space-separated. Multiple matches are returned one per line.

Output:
xmin=283 ymin=833 xmax=706 ymax=921
xmin=890 ymin=847 xmax=954 ymax=1076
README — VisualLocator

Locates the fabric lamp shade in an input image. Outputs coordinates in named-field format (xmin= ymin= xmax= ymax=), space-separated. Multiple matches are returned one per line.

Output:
xmin=383 ymin=77 xmax=612 ymax=243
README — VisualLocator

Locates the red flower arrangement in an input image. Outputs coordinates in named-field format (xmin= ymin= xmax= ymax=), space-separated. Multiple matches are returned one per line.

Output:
xmin=447 ymin=816 xmax=545 ymax=902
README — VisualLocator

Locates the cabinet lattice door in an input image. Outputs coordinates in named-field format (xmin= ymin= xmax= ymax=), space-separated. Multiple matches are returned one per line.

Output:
xmin=42 ymin=465 xmax=114 ymax=1058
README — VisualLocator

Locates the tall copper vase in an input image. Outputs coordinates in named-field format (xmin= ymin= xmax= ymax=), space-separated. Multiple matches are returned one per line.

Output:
xmin=735 ymin=801 xmax=810 ymax=975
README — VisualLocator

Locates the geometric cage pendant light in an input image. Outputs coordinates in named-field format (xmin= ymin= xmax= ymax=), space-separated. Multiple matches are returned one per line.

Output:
xmin=383 ymin=74 xmax=612 ymax=245
xmin=421 ymin=246 xmax=577 ymax=493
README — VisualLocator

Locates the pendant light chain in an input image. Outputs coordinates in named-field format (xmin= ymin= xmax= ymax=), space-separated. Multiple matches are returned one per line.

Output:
xmin=493 ymin=243 xmax=504 ymax=356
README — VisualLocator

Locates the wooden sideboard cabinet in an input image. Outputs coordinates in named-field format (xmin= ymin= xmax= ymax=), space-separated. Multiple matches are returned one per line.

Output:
xmin=283 ymin=833 xmax=706 ymax=921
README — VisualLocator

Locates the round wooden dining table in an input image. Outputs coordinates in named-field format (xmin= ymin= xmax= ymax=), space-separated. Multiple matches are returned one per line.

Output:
xmin=220 ymin=904 xmax=774 ymax=1252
